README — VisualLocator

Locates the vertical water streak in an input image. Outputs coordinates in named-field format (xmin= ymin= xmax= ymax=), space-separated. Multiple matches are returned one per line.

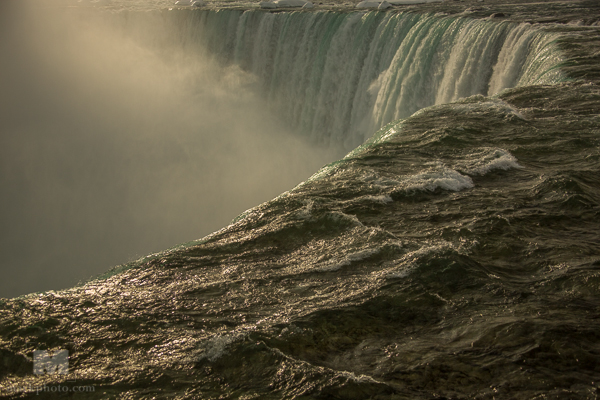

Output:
xmin=487 ymin=23 xmax=536 ymax=95
xmin=434 ymin=19 xmax=509 ymax=104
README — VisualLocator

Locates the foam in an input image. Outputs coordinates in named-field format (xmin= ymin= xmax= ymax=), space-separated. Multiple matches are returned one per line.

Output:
xmin=174 ymin=0 xmax=203 ymax=5
xmin=324 ymin=211 xmax=364 ymax=228
xmin=389 ymin=0 xmax=442 ymax=3
xmin=198 ymin=333 xmax=245 ymax=362
xmin=260 ymin=0 xmax=309 ymax=8
xmin=360 ymin=194 xmax=394 ymax=204
xmin=356 ymin=0 xmax=390 ymax=9
xmin=459 ymin=148 xmax=523 ymax=176
xmin=317 ymin=248 xmax=381 ymax=272
xmin=402 ymin=168 xmax=474 ymax=192
xmin=385 ymin=267 xmax=414 ymax=279
xmin=356 ymin=0 xmax=439 ymax=5
xmin=294 ymin=200 xmax=314 ymax=220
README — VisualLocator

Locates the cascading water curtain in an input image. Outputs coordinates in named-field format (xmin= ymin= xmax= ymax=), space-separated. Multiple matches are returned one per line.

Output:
xmin=167 ymin=10 xmax=564 ymax=150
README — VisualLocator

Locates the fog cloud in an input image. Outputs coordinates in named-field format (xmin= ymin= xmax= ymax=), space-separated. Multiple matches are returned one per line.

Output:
xmin=0 ymin=1 xmax=335 ymax=298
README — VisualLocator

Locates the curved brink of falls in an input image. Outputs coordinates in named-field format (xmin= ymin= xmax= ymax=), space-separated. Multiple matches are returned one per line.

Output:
xmin=176 ymin=9 xmax=564 ymax=151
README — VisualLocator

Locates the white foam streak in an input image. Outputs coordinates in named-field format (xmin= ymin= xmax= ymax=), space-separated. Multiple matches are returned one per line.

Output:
xmin=460 ymin=148 xmax=523 ymax=176
xmin=404 ymin=168 xmax=474 ymax=192
xmin=317 ymin=248 xmax=380 ymax=272
xmin=198 ymin=333 xmax=246 ymax=362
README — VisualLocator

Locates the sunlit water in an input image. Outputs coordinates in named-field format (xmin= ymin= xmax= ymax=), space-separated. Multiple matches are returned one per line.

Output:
xmin=1 ymin=1 xmax=600 ymax=399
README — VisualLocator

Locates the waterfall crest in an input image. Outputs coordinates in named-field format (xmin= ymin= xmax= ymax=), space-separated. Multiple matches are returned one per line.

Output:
xmin=166 ymin=10 xmax=564 ymax=150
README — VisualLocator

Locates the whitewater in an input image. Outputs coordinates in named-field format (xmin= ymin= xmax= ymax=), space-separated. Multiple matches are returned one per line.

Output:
xmin=1 ymin=0 xmax=599 ymax=399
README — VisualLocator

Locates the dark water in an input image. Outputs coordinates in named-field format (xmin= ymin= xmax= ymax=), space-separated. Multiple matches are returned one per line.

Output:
xmin=1 ymin=1 xmax=600 ymax=399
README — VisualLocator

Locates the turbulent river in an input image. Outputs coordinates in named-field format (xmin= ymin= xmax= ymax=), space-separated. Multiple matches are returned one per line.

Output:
xmin=1 ymin=0 xmax=600 ymax=399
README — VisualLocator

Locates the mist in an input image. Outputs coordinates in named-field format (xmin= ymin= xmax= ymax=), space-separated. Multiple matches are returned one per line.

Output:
xmin=0 ymin=1 xmax=337 ymax=298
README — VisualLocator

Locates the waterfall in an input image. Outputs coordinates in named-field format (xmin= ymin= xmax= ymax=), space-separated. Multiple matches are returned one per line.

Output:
xmin=133 ymin=9 xmax=564 ymax=151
